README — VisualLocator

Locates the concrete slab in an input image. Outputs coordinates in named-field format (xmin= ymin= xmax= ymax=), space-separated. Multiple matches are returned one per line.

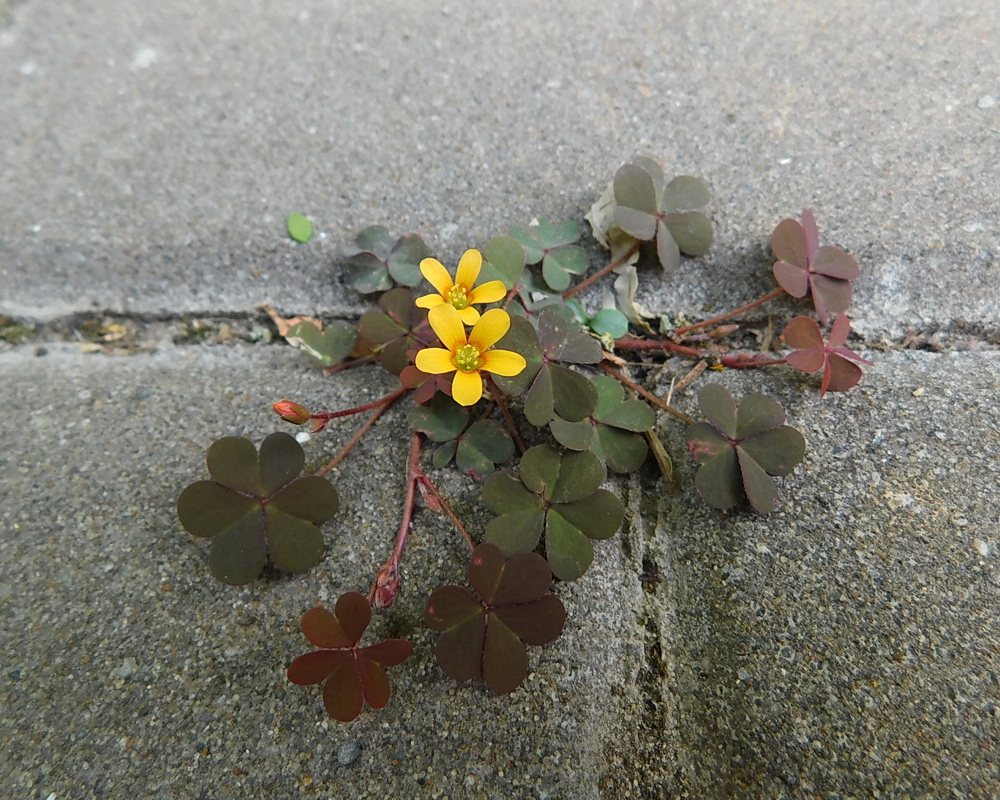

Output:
xmin=2 ymin=0 xmax=999 ymax=338
xmin=1 ymin=344 xmax=646 ymax=800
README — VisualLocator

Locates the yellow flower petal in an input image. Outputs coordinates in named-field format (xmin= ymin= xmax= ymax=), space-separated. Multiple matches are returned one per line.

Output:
xmin=480 ymin=349 xmax=527 ymax=377
xmin=454 ymin=249 xmax=482 ymax=289
xmin=415 ymin=293 xmax=445 ymax=310
xmin=451 ymin=369 xmax=484 ymax=406
xmin=427 ymin=304 xmax=468 ymax=353
xmin=420 ymin=258 xmax=454 ymax=296
xmin=468 ymin=280 xmax=507 ymax=305
xmin=457 ymin=306 xmax=481 ymax=326
xmin=415 ymin=347 xmax=457 ymax=374
xmin=468 ymin=308 xmax=511 ymax=351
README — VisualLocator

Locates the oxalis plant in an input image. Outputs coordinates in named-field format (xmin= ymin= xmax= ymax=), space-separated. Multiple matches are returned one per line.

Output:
xmin=177 ymin=156 xmax=869 ymax=721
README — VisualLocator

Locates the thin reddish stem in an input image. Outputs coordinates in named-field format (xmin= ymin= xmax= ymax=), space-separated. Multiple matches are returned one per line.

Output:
xmin=600 ymin=362 xmax=697 ymax=426
xmin=562 ymin=239 xmax=642 ymax=300
xmin=323 ymin=353 xmax=376 ymax=376
xmin=487 ymin=376 xmax=526 ymax=454
xmin=674 ymin=287 xmax=786 ymax=336
xmin=417 ymin=476 xmax=474 ymax=551
xmin=314 ymin=388 xmax=406 ymax=477
xmin=719 ymin=355 xmax=787 ymax=369
xmin=310 ymin=387 xmax=406 ymax=423
xmin=613 ymin=337 xmax=705 ymax=357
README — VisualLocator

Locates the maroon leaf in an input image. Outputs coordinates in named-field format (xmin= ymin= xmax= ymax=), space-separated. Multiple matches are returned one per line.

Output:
xmin=288 ymin=593 xmax=412 ymax=722
xmin=781 ymin=314 xmax=872 ymax=397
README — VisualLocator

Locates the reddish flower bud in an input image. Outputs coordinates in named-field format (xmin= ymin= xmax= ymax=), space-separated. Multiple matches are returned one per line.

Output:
xmin=373 ymin=561 xmax=400 ymax=609
xmin=273 ymin=400 xmax=310 ymax=425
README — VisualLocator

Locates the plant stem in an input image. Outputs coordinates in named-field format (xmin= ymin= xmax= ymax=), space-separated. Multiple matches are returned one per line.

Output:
xmin=369 ymin=432 xmax=474 ymax=607
xmin=487 ymin=376 xmax=526 ymax=454
xmin=310 ymin=387 xmax=407 ymax=423
xmin=673 ymin=287 xmax=786 ymax=336
xmin=562 ymin=240 xmax=641 ymax=300
xmin=613 ymin=337 xmax=705 ymax=357
xmin=323 ymin=353 xmax=376 ymax=375
xmin=416 ymin=476 xmax=474 ymax=551
xmin=600 ymin=362 xmax=697 ymax=426
xmin=314 ymin=387 xmax=407 ymax=476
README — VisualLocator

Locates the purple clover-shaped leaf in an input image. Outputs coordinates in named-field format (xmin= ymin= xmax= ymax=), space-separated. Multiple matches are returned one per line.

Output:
xmin=177 ymin=433 xmax=339 ymax=585
xmin=425 ymin=543 xmax=566 ymax=695
xmin=771 ymin=209 xmax=861 ymax=326
xmin=782 ymin=314 xmax=873 ymax=397
xmin=287 ymin=592 xmax=413 ymax=722
xmin=358 ymin=287 xmax=431 ymax=375
xmin=343 ymin=226 xmax=433 ymax=293
xmin=685 ymin=385 xmax=806 ymax=514
xmin=482 ymin=445 xmax=625 ymax=580
xmin=613 ymin=157 xmax=713 ymax=272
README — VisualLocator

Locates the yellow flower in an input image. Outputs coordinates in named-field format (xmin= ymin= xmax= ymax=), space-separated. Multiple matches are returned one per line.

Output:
xmin=415 ymin=305 xmax=527 ymax=406
xmin=414 ymin=249 xmax=507 ymax=325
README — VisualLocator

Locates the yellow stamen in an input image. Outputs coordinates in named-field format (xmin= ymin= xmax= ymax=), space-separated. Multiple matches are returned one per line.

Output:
xmin=453 ymin=344 xmax=482 ymax=372
xmin=446 ymin=285 xmax=470 ymax=310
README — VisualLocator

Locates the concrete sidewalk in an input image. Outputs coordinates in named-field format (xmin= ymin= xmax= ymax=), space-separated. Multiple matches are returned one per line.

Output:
xmin=2 ymin=1 xmax=999 ymax=798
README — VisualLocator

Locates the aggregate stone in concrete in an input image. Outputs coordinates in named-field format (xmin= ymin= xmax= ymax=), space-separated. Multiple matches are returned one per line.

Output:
xmin=1 ymin=0 xmax=999 ymax=338
xmin=0 ymin=344 xmax=648 ymax=800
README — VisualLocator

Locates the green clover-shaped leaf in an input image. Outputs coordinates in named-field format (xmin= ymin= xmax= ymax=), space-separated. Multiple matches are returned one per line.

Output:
xmin=492 ymin=309 xmax=602 ymax=427
xmin=425 ymin=543 xmax=565 ymax=694
xmin=343 ymin=225 xmax=433 ymax=293
xmin=478 ymin=234 xmax=526 ymax=290
xmin=285 ymin=320 xmax=358 ymax=368
xmin=685 ymin=384 xmax=806 ymax=513
xmin=509 ymin=219 xmax=588 ymax=292
xmin=177 ymin=433 xmax=339 ymax=585
xmin=409 ymin=393 xmax=513 ymax=478
xmin=613 ymin=157 xmax=712 ymax=272
xmin=287 ymin=592 xmax=413 ymax=722
xmin=549 ymin=375 xmax=655 ymax=473
xmin=482 ymin=445 xmax=625 ymax=581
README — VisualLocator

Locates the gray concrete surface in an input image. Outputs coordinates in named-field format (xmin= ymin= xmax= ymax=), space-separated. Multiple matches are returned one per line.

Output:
xmin=2 ymin=0 xmax=999 ymax=798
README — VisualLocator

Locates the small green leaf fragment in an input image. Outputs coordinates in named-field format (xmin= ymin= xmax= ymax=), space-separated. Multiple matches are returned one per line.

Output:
xmin=485 ymin=510 xmax=545 ymax=555
xmin=544 ymin=510 xmax=595 ymax=581
xmin=589 ymin=308 xmax=629 ymax=339
xmin=208 ymin=512 xmax=267 ymax=585
xmin=265 ymin=506 xmax=325 ymax=573
xmin=287 ymin=213 xmax=313 ymax=243
xmin=287 ymin=320 xmax=358 ymax=368
xmin=456 ymin=420 xmax=514 ymax=479
xmin=206 ymin=437 xmax=263 ymax=495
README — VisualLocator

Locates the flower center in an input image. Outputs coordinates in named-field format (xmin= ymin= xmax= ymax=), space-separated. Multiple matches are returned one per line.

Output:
xmin=446 ymin=285 xmax=470 ymax=310
xmin=453 ymin=344 xmax=482 ymax=372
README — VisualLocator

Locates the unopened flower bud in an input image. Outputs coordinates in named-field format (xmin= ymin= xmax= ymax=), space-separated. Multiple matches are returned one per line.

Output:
xmin=273 ymin=400 xmax=310 ymax=425
xmin=373 ymin=561 xmax=400 ymax=609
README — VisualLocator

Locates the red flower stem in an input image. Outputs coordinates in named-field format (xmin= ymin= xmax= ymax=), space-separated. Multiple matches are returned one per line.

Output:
xmin=323 ymin=353 xmax=376 ymax=375
xmin=486 ymin=376 xmax=526 ymax=454
xmin=310 ymin=387 xmax=406 ymax=423
xmin=719 ymin=356 xmax=787 ymax=369
xmin=673 ymin=287 xmax=787 ymax=336
xmin=368 ymin=433 xmax=476 ymax=606
xmin=314 ymin=387 xmax=407 ymax=476
xmin=600 ymin=362 xmax=697 ymax=426
xmin=416 ymin=475 xmax=474 ymax=551
xmin=613 ymin=337 xmax=705 ymax=357
xmin=562 ymin=239 xmax=642 ymax=300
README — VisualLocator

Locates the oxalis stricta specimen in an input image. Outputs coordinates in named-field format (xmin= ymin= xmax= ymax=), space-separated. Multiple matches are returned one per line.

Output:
xmin=177 ymin=156 xmax=869 ymax=721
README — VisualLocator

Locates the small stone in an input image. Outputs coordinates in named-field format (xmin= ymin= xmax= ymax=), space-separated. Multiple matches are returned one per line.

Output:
xmin=973 ymin=538 xmax=989 ymax=557
xmin=337 ymin=741 xmax=362 ymax=766
xmin=977 ymin=95 xmax=997 ymax=109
